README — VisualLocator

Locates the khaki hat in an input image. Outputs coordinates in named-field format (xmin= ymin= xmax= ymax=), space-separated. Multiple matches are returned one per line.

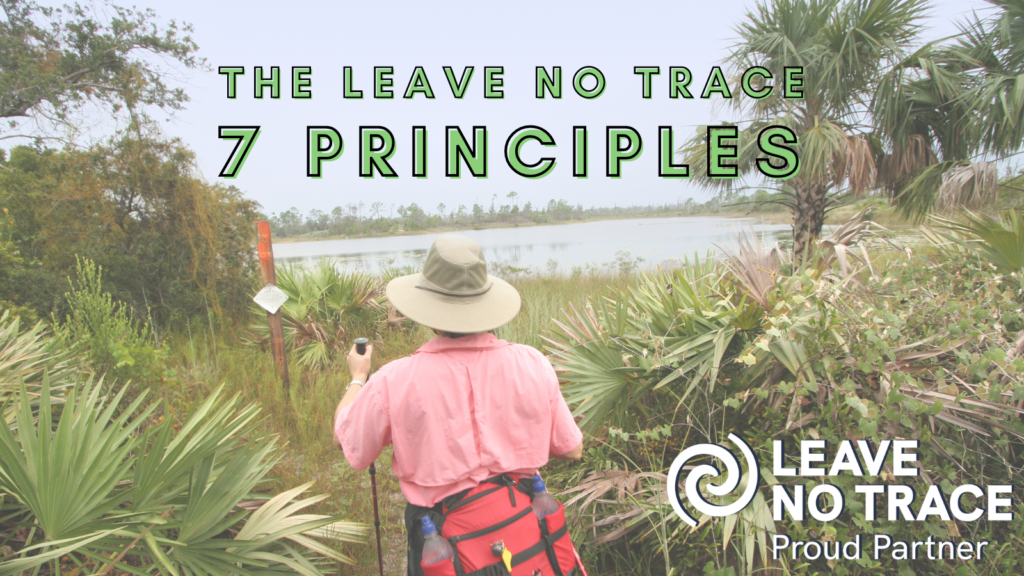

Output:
xmin=385 ymin=234 xmax=522 ymax=333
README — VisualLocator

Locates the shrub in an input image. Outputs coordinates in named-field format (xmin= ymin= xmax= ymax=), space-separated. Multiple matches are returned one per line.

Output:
xmin=51 ymin=258 xmax=166 ymax=386
xmin=248 ymin=260 xmax=382 ymax=370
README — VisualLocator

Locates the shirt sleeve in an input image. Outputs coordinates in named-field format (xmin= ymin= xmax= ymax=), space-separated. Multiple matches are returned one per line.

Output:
xmin=334 ymin=374 xmax=392 ymax=470
xmin=544 ymin=359 xmax=583 ymax=456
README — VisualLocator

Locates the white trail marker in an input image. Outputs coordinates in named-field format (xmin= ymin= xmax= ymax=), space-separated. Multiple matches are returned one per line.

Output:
xmin=253 ymin=284 xmax=289 ymax=314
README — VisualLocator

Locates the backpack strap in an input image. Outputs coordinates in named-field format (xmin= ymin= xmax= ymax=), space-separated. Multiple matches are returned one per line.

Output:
xmin=443 ymin=474 xmax=520 ymax=514
xmin=537 ymin=517 xmax=567 ymax=576
xmin=449 ymin=507 xmax=535 ymax=544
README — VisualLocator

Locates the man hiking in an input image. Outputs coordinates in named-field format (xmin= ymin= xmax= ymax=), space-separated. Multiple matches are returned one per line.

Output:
xmin=334 ymin=234 xmax=584 ymax=576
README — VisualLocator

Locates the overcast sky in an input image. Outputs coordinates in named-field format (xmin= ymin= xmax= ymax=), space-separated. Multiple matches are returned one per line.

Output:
xmin=21 ymin=0 xmax=995 ymax=217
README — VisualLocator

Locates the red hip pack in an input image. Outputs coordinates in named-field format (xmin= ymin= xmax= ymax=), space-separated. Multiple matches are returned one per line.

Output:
xmin=421 ymin=475 xmax=580 ymax=576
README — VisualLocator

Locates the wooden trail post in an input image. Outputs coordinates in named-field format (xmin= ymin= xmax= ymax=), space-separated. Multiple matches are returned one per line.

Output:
xmin=255 ymin=221 xmax=291 ymax=392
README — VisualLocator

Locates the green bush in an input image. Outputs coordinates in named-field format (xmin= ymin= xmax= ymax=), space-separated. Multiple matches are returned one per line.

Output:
xmin=51 ymin=257 xmax=166 ymax=387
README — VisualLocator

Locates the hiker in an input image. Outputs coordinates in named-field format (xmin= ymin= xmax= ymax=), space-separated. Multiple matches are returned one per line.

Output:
xmin=334 ymin=234 xmax=584 ymax=576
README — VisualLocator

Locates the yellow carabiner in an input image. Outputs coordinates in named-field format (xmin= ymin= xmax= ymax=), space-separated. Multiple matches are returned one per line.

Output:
xmin=501 ymin=546 xmax=513 ymax=573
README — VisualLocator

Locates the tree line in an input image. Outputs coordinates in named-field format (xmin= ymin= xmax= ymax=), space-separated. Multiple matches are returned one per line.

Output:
xmin=266 ymin=189 xmax=786 ymax=239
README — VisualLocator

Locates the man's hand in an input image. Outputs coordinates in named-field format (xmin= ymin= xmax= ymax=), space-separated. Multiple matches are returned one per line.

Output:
xmin=346 ymin=343 xmax=373 ymax=383
xmin=335 ymin=342 xmax=375 ymax=450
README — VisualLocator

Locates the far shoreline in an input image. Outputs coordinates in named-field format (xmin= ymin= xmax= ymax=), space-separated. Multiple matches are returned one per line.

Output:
xmin=270 ymin=210 xmax=794 ymax=245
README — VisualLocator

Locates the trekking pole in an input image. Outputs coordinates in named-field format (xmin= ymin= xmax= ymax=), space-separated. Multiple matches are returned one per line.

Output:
xmin=571 ymin=542 xmax=591 ymax=576
xmin=354 ymin=337 xmax=385 ymax=576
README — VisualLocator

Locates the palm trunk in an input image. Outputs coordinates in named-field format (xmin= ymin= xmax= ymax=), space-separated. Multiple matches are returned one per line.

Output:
xmin=791 ymin=183 xmax=827 ymax=263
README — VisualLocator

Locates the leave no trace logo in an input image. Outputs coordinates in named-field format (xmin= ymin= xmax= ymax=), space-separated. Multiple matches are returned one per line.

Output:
xmin=665 ymin=433 xmax=1011 ymax=562
xmin=666 ymin=433 xmax=761 ymax=527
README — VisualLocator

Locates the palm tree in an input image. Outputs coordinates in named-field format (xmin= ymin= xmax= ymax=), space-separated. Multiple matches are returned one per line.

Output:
xmin=963 ymin=0 xmax=1024 ymax=156
xmin=678 ymin=0 xmax=929 ymax=260
xmin=874 ymin=0 xmax=1023 ymax=218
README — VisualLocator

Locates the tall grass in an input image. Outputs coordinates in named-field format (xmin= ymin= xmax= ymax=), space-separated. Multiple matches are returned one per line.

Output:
xmin=497 ymin=272 xmax=631 ymax=348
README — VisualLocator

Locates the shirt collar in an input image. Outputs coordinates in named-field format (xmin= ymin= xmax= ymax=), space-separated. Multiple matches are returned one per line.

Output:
xmin=416 ymin=333 xmax=507 ymax=353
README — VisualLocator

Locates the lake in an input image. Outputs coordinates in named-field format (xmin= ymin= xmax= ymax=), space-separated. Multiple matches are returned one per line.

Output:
xmin=272 ymin=216 xmax=794 ymax=273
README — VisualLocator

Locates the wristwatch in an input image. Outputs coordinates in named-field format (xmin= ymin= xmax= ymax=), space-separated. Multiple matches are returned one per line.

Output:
xmin=345 ymin=379 xmax=363 ymax=393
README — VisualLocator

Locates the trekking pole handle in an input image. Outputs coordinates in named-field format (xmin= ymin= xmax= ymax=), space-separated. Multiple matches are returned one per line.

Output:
xmin=354 ymin=337 xmax=369 ymax=355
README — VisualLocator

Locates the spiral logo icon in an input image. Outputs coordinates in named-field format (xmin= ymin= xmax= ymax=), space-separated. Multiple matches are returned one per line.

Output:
xmin=667 ymin=433 xmax=761 ymax=527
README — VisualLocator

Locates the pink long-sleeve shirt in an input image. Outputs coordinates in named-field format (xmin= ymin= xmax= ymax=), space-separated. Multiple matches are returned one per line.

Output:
xmin=334 ymin=333 xmax=583 ymax=507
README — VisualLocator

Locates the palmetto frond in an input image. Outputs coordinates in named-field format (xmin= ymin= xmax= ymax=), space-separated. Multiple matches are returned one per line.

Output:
xmin=545 ymin=257 xmax=746 ymax=435
xmin=0 ymin=376 xmax=367 ymax=575
xmin=716 ymin=228 xmax=785 ymax=310
xmin=730 ymin=0 xmax=927 ymax=122
xmin=815 ymin=208 xmax=894 ymax=276
xmin=925 ymin=208 xmax=1024 ymax=272
xmin=892 ymin=161 xmax=1000 ymax=221
xmin=937 ymin=162 xmax=999 ymax=208
xmin=0 ymin=378 xmax=154 ymax=542
xmin=560 ymin=469 xmax=669 ymax=546
xmin=230 ymin=482 xmax=369 ymax=566
xmin=0 ymin=311 xmax=75 ymax=424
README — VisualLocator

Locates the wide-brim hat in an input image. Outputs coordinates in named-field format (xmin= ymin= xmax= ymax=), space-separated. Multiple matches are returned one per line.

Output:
xmin=386 ymin=234 xmax=521 ymax=333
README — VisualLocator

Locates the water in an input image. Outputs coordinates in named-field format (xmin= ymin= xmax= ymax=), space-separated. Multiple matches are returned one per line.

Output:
xmin=272 ymin=216 xmax=793 ymax=273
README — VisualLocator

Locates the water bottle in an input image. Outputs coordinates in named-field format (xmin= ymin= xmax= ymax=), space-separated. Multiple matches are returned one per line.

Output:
xmin=421 ymin=516 xmax=454 ymax=566
xmin=532 ymin=474 xmax=559 ymax=519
